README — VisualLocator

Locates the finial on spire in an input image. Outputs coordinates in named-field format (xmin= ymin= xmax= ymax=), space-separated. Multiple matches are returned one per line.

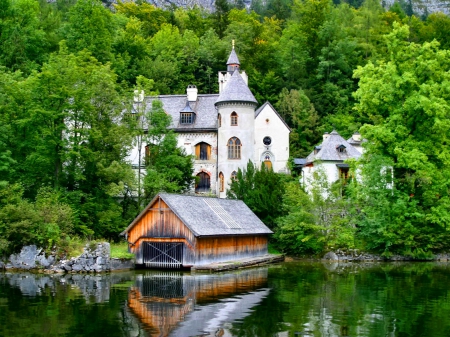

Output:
xmin=232 ymin=39 xmax=235 ymax=49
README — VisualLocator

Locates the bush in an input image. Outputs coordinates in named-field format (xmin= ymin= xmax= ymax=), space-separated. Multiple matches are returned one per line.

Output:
xmin=0 ymin=184 xmax=74 ymax=256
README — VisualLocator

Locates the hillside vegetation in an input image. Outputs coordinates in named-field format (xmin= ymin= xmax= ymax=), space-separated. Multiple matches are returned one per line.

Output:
xmin=1 ymin=0 xmax=450 ymax=257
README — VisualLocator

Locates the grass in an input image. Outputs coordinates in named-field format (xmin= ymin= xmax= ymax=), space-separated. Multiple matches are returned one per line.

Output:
xmin=110 ymin=242 xmax=134 ymax=259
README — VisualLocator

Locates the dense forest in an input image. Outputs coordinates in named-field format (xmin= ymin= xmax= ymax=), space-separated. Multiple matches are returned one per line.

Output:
xmin=1 ymin=0 xmax=450 ymax=258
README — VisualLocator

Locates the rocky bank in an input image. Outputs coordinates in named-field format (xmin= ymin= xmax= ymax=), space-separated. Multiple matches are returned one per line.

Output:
xmin=0 ymin=243 xmax=134 ymax=273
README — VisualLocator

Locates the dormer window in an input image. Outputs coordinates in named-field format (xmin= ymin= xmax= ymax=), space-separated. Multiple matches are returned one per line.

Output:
xmin=180 ymin=101 xmax=195 ymax=124
xmin=180 ymin=113 xmax=194 ymax=124
xmin=314 ymin=146 xmax=321 ymax=155
xmin=337 ymin=144 xmax=346 ymax=153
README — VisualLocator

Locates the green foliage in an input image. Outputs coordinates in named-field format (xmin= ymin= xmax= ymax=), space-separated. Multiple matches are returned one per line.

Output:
xmin=353 ymin=23 xmax=450 ymax=255
xmin=1 ymin=0 xmax=450 ymax=256
xmin=227 ymin=161 xmax=285 ymax=229
xmin=275 ymin=169 xmax=356 ymax=255
xmin=63 ymin=0 xmax=116 ymax=63
xmin=0 ymin=184 xmax=74 ymax=255
xmin=277 ymin=88 xmax=321 ymax=157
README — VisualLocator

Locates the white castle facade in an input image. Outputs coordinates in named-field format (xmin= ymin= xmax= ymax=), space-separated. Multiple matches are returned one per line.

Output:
xmin=128 ymin=46 xmax=291 ymax=197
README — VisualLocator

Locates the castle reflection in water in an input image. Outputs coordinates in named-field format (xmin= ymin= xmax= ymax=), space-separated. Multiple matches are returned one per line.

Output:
xmin=126 ymin=268 xmax=270 ymax=337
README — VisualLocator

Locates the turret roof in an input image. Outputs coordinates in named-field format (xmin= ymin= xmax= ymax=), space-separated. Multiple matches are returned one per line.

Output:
xmin=215 ymin=70 xmax=257 ymax=105
xmin=226 ymin=48 xmax=240 ymax=65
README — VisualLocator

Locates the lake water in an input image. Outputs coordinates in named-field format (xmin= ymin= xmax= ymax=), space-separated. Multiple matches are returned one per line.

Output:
xmin=1 ymin=261 xmax=450 ymax=337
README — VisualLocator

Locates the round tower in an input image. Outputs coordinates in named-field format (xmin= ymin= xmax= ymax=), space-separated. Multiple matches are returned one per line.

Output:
xmin=215 ymin=66 xmax=258 ymax=197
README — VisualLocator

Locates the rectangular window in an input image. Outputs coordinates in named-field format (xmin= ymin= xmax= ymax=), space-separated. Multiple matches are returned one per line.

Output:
xmin=180 ymin=113 xmax=193 ymax=124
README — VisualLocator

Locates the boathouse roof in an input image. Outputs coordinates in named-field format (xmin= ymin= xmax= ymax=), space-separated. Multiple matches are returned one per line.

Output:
xmin=121 ymin=193 xmax=273 ymax=237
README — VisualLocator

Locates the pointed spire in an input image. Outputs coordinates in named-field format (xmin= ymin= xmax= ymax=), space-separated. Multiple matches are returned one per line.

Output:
xmin=226 ymin=40 xmax=240 ymax=66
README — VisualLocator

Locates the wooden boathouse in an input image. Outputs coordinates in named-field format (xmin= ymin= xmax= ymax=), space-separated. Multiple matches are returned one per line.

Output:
xmin=120 ymin=193 xmax=273 ymax=268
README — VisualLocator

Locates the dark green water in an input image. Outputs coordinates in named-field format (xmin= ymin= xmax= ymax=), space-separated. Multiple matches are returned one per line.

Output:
xmin=1 ymin=261 xmax=450 ymax=337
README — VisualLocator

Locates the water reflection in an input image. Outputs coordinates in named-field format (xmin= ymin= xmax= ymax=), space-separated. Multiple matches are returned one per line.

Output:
xmin=126 ymin=269 xmax=270 ymax=337
xmin=2 ymin=262 xmax=450 ymax=337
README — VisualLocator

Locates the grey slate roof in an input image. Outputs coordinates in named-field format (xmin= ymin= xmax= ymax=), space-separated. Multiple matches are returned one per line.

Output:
xmin=306 ymin=130 xmax=362 ymax=163
xmin=215 ymin=70 xmax=258 ymax=106
xmin=293 ymin=158 xmax=307 ymax=166
xmin=226 ymin=48 xmax=240 ymax=65
xmin=121 ymin=193 xmax=273 ymax=237
xmin=255 ymin=101 xmax=291 ymax=131
xmin=146 ymin=94 xmax=219 ymax=131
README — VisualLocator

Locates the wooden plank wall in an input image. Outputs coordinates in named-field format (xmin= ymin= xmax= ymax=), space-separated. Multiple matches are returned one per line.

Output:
xmin=196 ymin=235 xmax=268 ymax=265
xmin=128 ymin=197 xmax=196 ymax=265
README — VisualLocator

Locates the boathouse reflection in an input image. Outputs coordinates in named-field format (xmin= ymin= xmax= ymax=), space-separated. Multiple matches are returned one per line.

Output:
xmin=127 ymin=268 xmax=270 ymax=337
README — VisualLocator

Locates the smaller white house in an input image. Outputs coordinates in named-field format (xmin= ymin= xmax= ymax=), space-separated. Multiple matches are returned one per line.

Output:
xmin=299 ymin=130 xmax=362 ymax=189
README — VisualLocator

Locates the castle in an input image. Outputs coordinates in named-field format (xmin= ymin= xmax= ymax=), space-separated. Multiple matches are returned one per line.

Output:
xmin=128 ymin=44 xmax=291 ymax=197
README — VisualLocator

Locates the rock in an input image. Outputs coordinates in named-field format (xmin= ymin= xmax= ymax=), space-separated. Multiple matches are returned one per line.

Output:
xmin=0 ymin=261 xmax=4 ymax=269
xmin=323 ymin=251 xmax=339 ymax=261
xmin=110 ymin=258 xmax=134 ymax=271
xmin=9 ymin=245 xmax=41 ymax=269
xmin=72 ymin=264 xmax=83 ymax=272
xmin=36 ymin=253 xmax=55 ymax=268
xmin=63 ymin=264 xmax=72 ymax=271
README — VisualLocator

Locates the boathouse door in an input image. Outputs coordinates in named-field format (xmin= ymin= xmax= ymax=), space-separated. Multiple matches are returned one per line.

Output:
xmin=143 ymin=242 xmax=184 ymax=268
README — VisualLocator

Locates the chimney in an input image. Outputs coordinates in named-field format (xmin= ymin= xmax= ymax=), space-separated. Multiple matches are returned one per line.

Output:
xmin=133 ymin=90 xmax=144 ymax=103
xmin=352 ymin=132 xmax=361 ymax=142
xmin=187 ymin=85 xmax=198 ymax=102
xmin=323 ymin=132 xmax=330 ymax=142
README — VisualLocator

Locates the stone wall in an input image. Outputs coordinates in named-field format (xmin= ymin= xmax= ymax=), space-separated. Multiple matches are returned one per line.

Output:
xmin=322 ymin=249 xmax=450 ymax=262
xmin=1 ymin=243 xmax=134 ymax=273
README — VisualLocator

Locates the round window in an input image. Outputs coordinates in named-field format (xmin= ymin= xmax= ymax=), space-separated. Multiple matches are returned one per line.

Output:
xmin=263 ymin=136 xmax=272 ymax=146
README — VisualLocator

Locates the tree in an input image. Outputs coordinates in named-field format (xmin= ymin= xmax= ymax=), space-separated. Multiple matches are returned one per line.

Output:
xmin=353 ymin=23 xmax=450 ymax=256
xmin=275 ymin=169 xmax=355 ymax=255
xmin=63 ymin=0 xmax=116 ymax=63
xmin=142 ymin=100 xmax=194 ymax=201
xmin=0 ymin=0 xmax=49 ymax=73
xmin=277 ymin=88 xmax=320 ymax=157
xmin=0 ymin=184 xmax=74 ymax=255
xmin=227 ymin=161 xmax=285 ymax=229
xmin=1 ymin=45 xmax=135 ymax=238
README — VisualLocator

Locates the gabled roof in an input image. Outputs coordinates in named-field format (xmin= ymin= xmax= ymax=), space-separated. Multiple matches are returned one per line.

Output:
xmin=145 ymin=94 xmax=219 ymax=131
xmin=215 ymin=70 xmax=258 ymax=106
xmin=306 ymin=130 xmax=361 ymax=163
xmin=226 ymin=48 xmax=240 ymax=65
xmin=121 ymin=193 xmax=273 ymax=237
xmin=255 ymin=101 xmax=291 ymax=132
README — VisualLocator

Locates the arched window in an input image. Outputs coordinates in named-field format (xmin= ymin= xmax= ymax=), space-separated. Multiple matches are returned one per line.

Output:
xmin=195 ymin=172 xmax=210 ymax=192
xmin=219 ymin=172 xmax=224 ymax=192
xmin=264 ymin=154 xmax=272 ymax=170
xmin=195 ymin=142 xmax=211 ymax=160
xmin=231 ymin=171 xmax=237 ymax=181
xmin=227 ymin=137 xmax=241 ymax=159
xmin=231 ymin=112 xmax=238 ymax=126
xmin=218 ymin=113 xmax=221 ymax=128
